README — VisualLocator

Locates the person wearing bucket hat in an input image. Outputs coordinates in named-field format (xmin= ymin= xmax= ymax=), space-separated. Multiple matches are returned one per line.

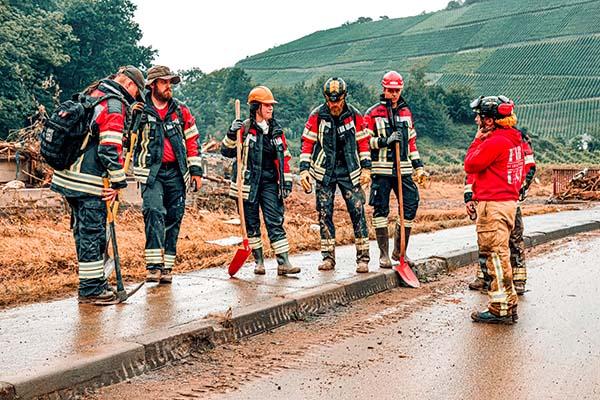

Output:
xmin=50 ymin=65 xmax=145 ymax=304
xmin=133 ymin=65 xmax=203 ymax=284
xmin=464 ymin=95 xmax=525 ymax=324
xmin=221 ymin=86 xmax=300 ymax=276
xmin=299 ymin=77 xmax=372 ymax=273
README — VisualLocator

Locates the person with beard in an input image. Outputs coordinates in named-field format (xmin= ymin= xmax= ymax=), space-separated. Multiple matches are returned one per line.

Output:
xmin=363 ymin=71 xmax=427 ymax=269
xmin=464 ymin=95 xmax=524 ymax=324
xmin=51 ymin=65 xmax=145 ymax=304
xmin=133 ymin=65 xmax=203 ymax=284
xmin=299 ymin=77 xmax=372 ymax=273
xmin=221 ymin=86 xmax=299 ymax=275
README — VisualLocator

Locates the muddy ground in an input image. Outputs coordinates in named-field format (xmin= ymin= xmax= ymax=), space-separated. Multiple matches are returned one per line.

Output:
xmin=0 ymin=166 xmax=580 ymax=308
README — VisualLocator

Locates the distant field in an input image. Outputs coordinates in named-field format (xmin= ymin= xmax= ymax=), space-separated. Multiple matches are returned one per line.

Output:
xmin=237 ymin=0 xmax=600 ymax=140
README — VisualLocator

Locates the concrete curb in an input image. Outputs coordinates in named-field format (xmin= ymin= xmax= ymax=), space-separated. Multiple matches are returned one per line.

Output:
xmin=4 ymin=220 xmax=599 ymax=399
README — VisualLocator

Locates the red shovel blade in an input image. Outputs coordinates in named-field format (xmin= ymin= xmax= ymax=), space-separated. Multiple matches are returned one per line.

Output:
xmin=228 ymin=239 xmax=252 ymax=277
xmin=393 ymin=257 xmax=420 ymax=288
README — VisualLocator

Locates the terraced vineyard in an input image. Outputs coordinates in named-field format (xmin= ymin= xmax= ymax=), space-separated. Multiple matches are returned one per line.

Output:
xmin=237 ymin=0 xmax=600 ymax=140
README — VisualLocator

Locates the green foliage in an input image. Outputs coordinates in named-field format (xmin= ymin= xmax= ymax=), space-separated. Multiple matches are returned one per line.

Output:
xmin=55 ymin=0 xmax=155 ymax=98
xmin=0 ymin=1 xmax=74 ymax=137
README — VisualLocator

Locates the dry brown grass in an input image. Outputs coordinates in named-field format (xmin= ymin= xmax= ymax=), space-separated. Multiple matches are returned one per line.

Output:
xmin=0 ymin=167 xmax=580 ymax=309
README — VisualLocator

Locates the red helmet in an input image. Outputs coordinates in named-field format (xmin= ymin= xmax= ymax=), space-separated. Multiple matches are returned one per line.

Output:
xmin=381 ymin=71 xmax=404 ymax=89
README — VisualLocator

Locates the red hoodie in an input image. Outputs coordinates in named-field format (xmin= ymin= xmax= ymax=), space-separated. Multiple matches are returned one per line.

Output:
xmin=464 ymin=127 xmax=524 ymax=201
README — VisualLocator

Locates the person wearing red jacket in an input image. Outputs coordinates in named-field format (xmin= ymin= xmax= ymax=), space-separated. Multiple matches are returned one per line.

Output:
xmin=134 ymin=66 xmax=203 ymax=284
xmin=221 ymin=86 xmax=299 ymax=276
xmin=364 ymin=71 xmax=428 ymax=269
xmin=465 ymin=112 xmax=536 ymax=295
xmin=299 ymin=77 xmax=372 ymax=273
xmin=464 ymin=95 xmax=524 ymax=324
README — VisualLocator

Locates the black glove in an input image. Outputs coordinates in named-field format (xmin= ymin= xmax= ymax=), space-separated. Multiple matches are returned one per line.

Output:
xmin=282 ymin=182 xmax=292 ymax=199
xmin=228 ymin=119 xmax=243 ymax=138
xmin=384 ymin=131 xmax=402 ymax=147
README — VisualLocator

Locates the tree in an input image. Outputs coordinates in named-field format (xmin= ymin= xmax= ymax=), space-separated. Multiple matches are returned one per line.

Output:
xmin=55 ymin=0 xmax=155 ymax=98
xmin=443 ymin=85 xmax=475 ymax=124
xmin=0 ymin=1 xmax=74 ymax=136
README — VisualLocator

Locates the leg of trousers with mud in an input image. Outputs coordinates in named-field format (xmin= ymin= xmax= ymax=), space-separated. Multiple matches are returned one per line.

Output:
xmin=510 ymin=206 xmax=527 ymax=283
xmin=337 ymin=174 xmax=370 ymax=263
xmin=476 ymin=200 xmax=518 ymax=316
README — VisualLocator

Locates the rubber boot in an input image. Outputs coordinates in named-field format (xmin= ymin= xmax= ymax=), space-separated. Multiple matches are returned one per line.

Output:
xmin=469 ymin=277 xmax=487 ymax=292
xmin=318 ymin=257 xmax=335 ymax=271
xmin=146 ymin=268 xmax=162 ymax=282
xmin=392 ymin=225 xmax=415 ymax=267
xmin=471 ymin=307 xmax=518 ymax=325
xmin=276 ymin=252 xmax=300 ymax=275
xmin=513 ymin=281 xmax=526 ymax=295
xmin=253 ymin=248 xmax=265 ymax=275
xmin=160 ymin=269 xmax=172 ymax=284
xmin=403 ymin=227 xmax=416 ymax=267
xmin=375 ymin=227 xmax=392 ymax=269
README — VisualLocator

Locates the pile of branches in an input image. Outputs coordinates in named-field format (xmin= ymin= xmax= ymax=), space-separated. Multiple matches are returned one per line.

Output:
xmin=556 ymin=168 xmax=600 ymax=201
xmin=0 ymin=119 xmax=52 ymax=186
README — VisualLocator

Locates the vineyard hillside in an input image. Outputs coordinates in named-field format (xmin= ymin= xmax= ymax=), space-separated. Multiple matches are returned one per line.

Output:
xmin=236 ymin=0 xmax=600 ymax=140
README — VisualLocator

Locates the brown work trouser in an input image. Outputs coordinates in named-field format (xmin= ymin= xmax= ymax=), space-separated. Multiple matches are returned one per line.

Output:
xmin=476 ymin=200 xmax=518 ymax=316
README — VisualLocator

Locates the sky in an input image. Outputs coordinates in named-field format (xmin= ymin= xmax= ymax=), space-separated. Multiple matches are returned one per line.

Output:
xmin=132 ymin=0 xmax=450 ymax=73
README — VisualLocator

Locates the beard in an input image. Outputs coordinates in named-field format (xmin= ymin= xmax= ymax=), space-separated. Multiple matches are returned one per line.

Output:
xmin=153 ymin=87 xmax=172 ymax=102
xmin=329 ymin=102 xmax=344 ymax=117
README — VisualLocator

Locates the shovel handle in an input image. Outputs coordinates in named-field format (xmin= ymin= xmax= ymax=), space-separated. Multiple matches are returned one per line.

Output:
xmin=234 ymin=99 xmax=248 ymax=241
xmin=395 ymin=142 xmax=406 ymax=259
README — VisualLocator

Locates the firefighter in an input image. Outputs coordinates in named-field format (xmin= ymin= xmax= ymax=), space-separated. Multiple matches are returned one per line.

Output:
xmin=133 ymin=65 xmax=203 ymax=284
xmin=464 ymin=95 xmax=524 ymax=324
xmin=364 ymin=71 xmax=427 ymax=268
xmin=466 ymin=107 xmax=536 ymax=295
xmin=221 ymin=86 xmax=299 ymax=275
xmin=51 ymin=66 xmax=145 ymax=304
xmin=299 ymin=77 xmax=372 ymax=273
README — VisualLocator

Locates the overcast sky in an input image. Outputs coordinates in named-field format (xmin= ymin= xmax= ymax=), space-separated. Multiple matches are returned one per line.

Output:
xmin=132 ymin=0 xmax=450 ymax=73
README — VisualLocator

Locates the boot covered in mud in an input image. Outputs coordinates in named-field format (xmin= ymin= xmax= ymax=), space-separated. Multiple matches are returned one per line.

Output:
xmin=253 ymin=248 xmax=265 ymax=275
xmin=375 ymin=227 xmax=392 ymax=269
xmin=392 ymin=225 xmax=415 ymax=267
xmin=469 ymin=277 xmax=487 ymax=292
xmin=276 ymin=252 xmax=300 ymax=275
xmin=318 ymin=257 xmax=336 ymax=271
xmin=471 ymin=307 xmax=518 ymax=325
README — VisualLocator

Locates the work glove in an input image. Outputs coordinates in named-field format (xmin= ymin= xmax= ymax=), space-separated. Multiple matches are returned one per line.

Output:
xmin=228 ymin=119 xmax=244 ymax=139
xmin=385 ymin=131 xmax=402 ymax=147
xmin=414 ymin=167 xmax=429 ymax=187
xmin=300 ymin=170 xmax=312 ymax=194
xmin=465 ymin=201 xmax=477 ymax=221
xmin=359 ymin=168 xmax=371 ymax=187
xmin=283 ymin=182 xmax=292 ymax=199
xmin=518 ymin=186 xmax=528 ymax=202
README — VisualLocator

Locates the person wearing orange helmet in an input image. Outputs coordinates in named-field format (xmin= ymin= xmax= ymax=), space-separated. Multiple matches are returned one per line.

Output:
xmin=299 ymin=77 xmax=372 ymax=273
xmin=221 ymin=86 xmax=299 ymax=276
xmin=363 ymin=71 xmax=427 ymax=269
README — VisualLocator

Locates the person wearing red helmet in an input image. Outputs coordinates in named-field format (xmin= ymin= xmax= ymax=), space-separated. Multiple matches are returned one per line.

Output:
xmin=464 ymin=95 xmax=524 ymax=324
xmin=221 ymin=86 xmax=299 ymax=276
xmin=363 ymin=71 xmax=427 ymax=269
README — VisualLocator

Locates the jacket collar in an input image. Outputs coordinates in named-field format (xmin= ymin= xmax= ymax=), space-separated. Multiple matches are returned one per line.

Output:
xmin=143 ymin=92 xmax=179 ymax=120
xmin=99 ymin=79 xmax=135 ymax=105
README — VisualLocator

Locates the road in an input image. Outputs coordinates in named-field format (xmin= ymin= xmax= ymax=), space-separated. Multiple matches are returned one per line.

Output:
xmin=88 ymin=232 xmax=600 ymax=400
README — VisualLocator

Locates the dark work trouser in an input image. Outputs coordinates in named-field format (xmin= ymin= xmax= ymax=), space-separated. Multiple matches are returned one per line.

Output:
xmin=369 ymin=174 xmax=419 ymax=230
xmin=142 ymin=163 xmax=186 ymax=271
xmin=67 ymin=196 xmax=109 ymax=297
xmin=477 ymin=205 xmax=526 ymax=284
xmin=243 ymin=169 xmax=289 ymax=254
xmin=316 ymin=165 xmax=369 ymax=264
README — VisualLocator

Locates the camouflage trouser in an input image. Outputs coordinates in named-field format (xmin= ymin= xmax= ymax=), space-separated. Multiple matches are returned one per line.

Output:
xmin=316 ymin=169 xmax=369 ymax=264
xmin=369 ymin=174 xmax=419 ymax=230
xmin=142 ymin=163 xmax=186 ymax=272
xmin=243 ymin=171 xmax=289 ymax=254
xmin=476 ymin=200 xmax=518 ymax=317
xmin=67 ymin=196 xmax=109 ymax=297
xmin=477 ymin=205 xmax=526 ymax=283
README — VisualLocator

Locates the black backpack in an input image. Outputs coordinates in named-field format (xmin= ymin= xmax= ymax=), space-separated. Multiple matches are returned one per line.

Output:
xmin=40 ymin=92 xmax=123 ymax=170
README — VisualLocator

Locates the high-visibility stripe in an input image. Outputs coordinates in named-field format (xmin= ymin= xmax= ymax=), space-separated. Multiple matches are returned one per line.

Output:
xmin=271 ymin=238 xmax=290 ymax=254
xmin=54 ymin=169 xmax=104 ymax=185
xmin=409 ymin=151 xmax=420 ymax=160
xmin=99 ymin=130 xmax=123 ymax=145
xmin=248 ymin=236 xmax=262 ymax=250
xmin=369 ymin=137 xmax=380 ymax=150
xmin=164 ymin=254 xmax=176 ymax=268
xmin=359 ymin=151 xmax=370 ymax=161
xmin=355 ymin=129 xmax=369 ymax=141
xmin=222 ymin=136 xmax=236 ymax=149
xmin=52 ymin=174 xmax=103 ymax=196
xmin=108 ymin=168 xmax=126 ymax=182
xmin=184 ymin=124 xmax=199 ymax=139
xmin=133 ymin=167 xmax=150 ymax=176
xmin=524 ymin=155 xmax=535 ymax=164
xmin=79 ymin=259 xmax=104 ymax=279
xmin=302 ymin=128 xmax=317 ymax=142
xmin=284 ymin=173 xmax=293 ymax=183
xmin=187 ymin=156 xmax=202 ymax=167
xmin=373 ymin=216 xmax=388 ymax=228
xmin=355 ymin=237 xmax=369 ymax=251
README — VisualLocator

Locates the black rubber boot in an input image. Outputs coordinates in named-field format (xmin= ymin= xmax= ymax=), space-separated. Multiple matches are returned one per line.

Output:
xmin=253 ymin=248 xmax=265 ymax=275
xmin=375 ymin=227 xmax=392 ymax=269
xmin=276 ymin=252 xmax=300 ymax=275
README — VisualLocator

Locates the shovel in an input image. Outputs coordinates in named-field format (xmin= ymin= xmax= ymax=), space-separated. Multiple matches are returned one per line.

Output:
xmin=393 ymin=127 xmax=420 ymax=288
xmin=228 ymin=99 xmax=251 ymax=276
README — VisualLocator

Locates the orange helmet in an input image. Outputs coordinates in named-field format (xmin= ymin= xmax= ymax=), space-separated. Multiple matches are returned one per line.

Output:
xmin=247 ymin=86 xmax=278 ymax=104
xmin=381 ymin=71 xmax=404 ymax=89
